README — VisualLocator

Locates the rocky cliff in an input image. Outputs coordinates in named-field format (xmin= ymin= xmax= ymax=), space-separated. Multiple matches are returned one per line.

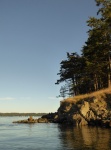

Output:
xmin=56 ymin=88 xmax=111 ymax=127
xmin=42 ymin=88 xmax=111 ymax=127
xmin=13 ymin=88 xmax=111 ymax=127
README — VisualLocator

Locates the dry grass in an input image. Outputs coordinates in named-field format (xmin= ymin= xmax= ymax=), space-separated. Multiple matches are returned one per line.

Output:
xmin=63 ymin=87 xmax=111 ymax=103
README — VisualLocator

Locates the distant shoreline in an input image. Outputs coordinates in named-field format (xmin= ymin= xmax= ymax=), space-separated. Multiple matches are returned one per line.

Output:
xmin=0 ymin=113 xmax=47 ymax=117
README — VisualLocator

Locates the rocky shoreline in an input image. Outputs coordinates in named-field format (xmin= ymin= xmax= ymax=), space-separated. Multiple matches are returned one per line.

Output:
xmin=13 ymin=90 xmax=111 ymax=127
xmin=13 ymin=116 xmax=49 ymax=123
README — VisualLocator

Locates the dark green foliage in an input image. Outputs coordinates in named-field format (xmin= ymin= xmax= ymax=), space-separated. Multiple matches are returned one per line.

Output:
xmin=56 ymin=0 xmax=111 ymax=97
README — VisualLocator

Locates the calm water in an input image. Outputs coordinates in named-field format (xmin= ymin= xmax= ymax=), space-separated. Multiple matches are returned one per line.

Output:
xmin=0 ymin=117 xmax=111 ymax=150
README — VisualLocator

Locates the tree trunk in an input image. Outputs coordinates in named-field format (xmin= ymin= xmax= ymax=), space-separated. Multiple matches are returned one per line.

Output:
xmin=108 ymin=54 xmax=111 ymax=87
xmin=72 ymin=76 xmax=75 ymax=96
xmin=94 ymin=74 xmax=98 ymax=91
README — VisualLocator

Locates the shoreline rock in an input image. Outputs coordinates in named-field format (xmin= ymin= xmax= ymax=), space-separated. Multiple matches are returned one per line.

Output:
xmin=55 ymin=93 xmax=111 ymax=127
xmin=39 ymin=93 xmax=111 ymax=128
xmin=13 ymin=116 xmax=48 ymax=123
xmin=13 ymin=93 xmax=111 ymax=127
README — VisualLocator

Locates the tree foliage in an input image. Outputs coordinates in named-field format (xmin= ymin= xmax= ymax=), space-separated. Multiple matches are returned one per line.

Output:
xmin=56 ymin=0 xmax=111 ymax=97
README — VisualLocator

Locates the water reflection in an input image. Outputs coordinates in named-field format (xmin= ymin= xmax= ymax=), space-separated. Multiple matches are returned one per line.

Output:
xmin=1 ymin=117 xmax=111 ymax=150
xmin=58 ymin=125 xmax=111 ymax=150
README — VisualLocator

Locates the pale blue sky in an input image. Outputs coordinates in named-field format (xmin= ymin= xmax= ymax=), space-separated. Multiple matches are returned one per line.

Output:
xmin=0 ymin=0 xmax=98 ymax=113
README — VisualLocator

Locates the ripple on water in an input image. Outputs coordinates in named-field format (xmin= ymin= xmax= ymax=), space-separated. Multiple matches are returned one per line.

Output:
xmin=0 ymin=117 xmax=111 ymax=150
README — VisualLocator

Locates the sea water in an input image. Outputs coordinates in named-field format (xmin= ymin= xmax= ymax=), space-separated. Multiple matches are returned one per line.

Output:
xmin=0 ymin=117 xmax=111 ymax=150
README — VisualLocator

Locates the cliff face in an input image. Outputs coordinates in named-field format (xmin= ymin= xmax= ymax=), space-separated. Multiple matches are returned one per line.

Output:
xmin=13 ymin=89 xmax=111 ymax=126
xmin=57 ymin=91 xmax=111 ymax=127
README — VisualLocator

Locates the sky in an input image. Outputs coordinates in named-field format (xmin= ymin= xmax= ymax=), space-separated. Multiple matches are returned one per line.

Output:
xmin=0 ymin=0 xmax=98 ymax=113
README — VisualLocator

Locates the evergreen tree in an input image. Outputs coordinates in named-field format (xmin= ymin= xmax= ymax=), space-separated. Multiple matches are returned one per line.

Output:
xmin=85 ymin=0 xmax=111 ymax=88
xmin=56 ymin=0 xmax=111 ymax=97
xmin=56 ymin=53 xmax=85 ymax=95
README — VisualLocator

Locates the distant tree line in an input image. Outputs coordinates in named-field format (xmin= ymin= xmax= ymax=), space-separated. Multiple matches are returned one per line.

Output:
xmin=0 ymin=113 xmax=47 ymax=117
xmin=56 ymin=0 xmax=111 ymax=98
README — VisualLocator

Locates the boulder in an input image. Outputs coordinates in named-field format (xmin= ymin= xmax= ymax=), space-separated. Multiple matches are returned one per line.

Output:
xmin=72 ymin=114 xmax=88 ymax=126
xmin=80 ymin=101 xmax=89 ymax=117
xmin=13 ymin=116 xmax=38 ymax=123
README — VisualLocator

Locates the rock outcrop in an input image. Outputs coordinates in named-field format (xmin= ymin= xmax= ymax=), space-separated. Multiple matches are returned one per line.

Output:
xmin=13 ymin=116 xmax=48 ymax=123
xmin=56 ymin=92 xmax=111 ymax=127
xmin=39 ymin=89 xmax=111 ymax=127
xmin=13 ymin=88 xmax=111 ymax=127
